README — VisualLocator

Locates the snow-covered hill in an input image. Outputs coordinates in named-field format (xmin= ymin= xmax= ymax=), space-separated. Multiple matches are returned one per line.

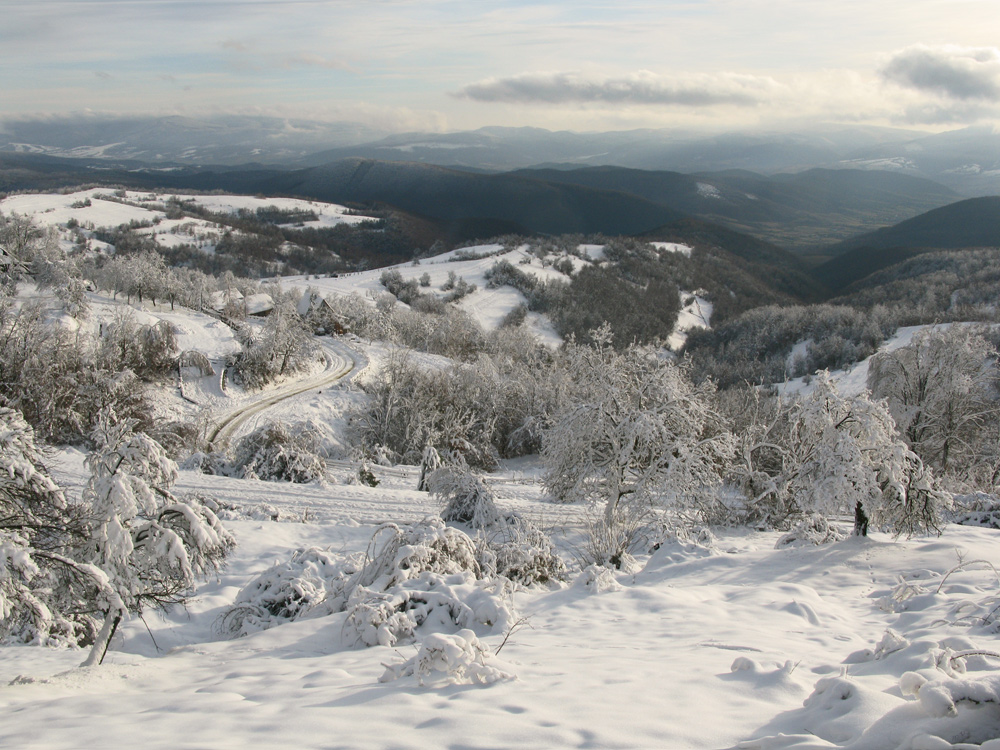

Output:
xmin=0 ymin=188 xmax=373 ymax=257
xmin=4 ymin=454 xmax=999 ymax=750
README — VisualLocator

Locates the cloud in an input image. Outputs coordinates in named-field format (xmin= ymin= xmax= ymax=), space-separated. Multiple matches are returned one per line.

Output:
xmin=455 ymin=70 xmax=781 ymax=107
xmin=285 ymin=53 xmax=352 ymax=72
xmin=94 ymin=71 xmax=113 ymax=80
xmin=881 ymin=45 xmax=1000 ymax=101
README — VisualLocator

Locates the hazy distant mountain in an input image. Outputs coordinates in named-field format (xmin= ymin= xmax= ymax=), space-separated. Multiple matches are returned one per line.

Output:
xmin=838 ymin=125 xmax=1000 ymax=196
xmin=5 ymin=116 xmax=999 ymax=195
xmin=298 ymin=124 xmax=925 ymax=173
xmin=300 ymin=124 xmax=1000 ymax=197
xmin=827 ymin=196 xmax=1000 ymax=254
xmin=511 ymin=166 xmax=958 ymax=249
xmin=812 ymin=196 xmax=1000 ymax=291
xmin=0 ymin=115 xmax=386 ymax=165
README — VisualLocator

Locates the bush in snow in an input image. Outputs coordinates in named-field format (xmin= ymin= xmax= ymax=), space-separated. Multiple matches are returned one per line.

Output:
xmin=774 ymin=514 xmax=846 ymax=548
xmin=572 ymin=564 xmax=623 ymax=594
xmin=230 ymin=421 xmax=328 ymax=483
xmin=150 ymin=420 xmax=205 ymax=460
xmin=575 ymin=505 xmax=651 ymax=571
xmin=98 ymin=310 xmax=179 ymax=382
xmin=219 ymin=518 xmax=514 ymax=648
xmin=180 ymin=450 xmax=231 ymax=476
xmin=379 ymin=629 xmax=514 ymax=686
xmin=477 ymin=513 xmax=567 ymax=586
xmin=949 ymin=492 xmax=1000 ymax=529
xmin=429 ymin=463 xmax=502 ymax=529
xmin=216 ymin=547 xmax=359 ymax=637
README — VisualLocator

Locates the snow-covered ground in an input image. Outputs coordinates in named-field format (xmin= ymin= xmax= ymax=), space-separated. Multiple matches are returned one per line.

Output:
xmin=5 ymin=453 xmax=1000 ymax=749
xmin=281 ymin=242 xmax=576 ymax=347
xmin=0 ymin=188 xmax=375 ymax=257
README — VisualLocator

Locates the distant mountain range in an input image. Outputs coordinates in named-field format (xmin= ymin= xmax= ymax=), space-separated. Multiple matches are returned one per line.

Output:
xmin=4 ymin=115 xmax=1000 ymax=196
xmin=0 ymin=115 xmax=385 ymax=166
xmin=0 ymin=149 xmax=983 ymax=258
xmin=510 ymin=166 xmax=958 ymax=250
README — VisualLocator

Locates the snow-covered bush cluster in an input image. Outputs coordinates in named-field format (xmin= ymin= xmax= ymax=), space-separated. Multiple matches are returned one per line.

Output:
xmin=774 ymin=514 xmax=846 ymax=548
xmin=217 ymin=546 xmax=356 ymax=636
xmin=230 ymin=420 xmax=329 ymax=483
xmin=429 ymin=462 xmax=567 ymax=585
xmin=219 ymin=518 xmax=515 ymax=648
xmin=353 ymin=329 xmax=564 ymax=469
xmin=477 ymin=512 xmax=567 ymax=586
xmin=950 ymin=493 xmax=1000 ymax=529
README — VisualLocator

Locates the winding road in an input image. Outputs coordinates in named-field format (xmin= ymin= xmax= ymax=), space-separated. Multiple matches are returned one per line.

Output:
xmin=207 ymin=338 xmax=360 ymax=449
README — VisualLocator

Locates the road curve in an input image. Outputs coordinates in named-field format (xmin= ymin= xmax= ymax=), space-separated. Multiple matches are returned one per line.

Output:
xmin=208 ymin=338 xmax=359 ymax=449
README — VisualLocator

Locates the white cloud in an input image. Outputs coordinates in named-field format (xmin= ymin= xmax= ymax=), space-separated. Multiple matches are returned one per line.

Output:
xmin=881 ymin=45 xmax=1000 ymax=101
xmin=455 ymin=71 xmax=782 ymax=108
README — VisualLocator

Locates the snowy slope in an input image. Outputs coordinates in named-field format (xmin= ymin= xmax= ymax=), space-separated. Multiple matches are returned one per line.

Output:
xmin=0 ymin=188 xmax=374 ymax=257
xmin=4 ymin=457 xmax=1000 ymax=750
xmin=779 ymin=323 xmax=998 ymax=399
xmin=281 ymin=243 xmax=574 ymax=346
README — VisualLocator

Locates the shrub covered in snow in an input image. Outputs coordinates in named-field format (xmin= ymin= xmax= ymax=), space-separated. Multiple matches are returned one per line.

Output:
xmin=429 ymin=464 xmax=502 ymax=529
xmin=219 ymin=518 xmax=515 ymax=648
xmin=477 ymin=513 xmax=567 ymax=586
xmin=217 ymin=547 xmax=359 ymax=636
xmin=775 ymin=514 xmax=846 ymax=548
xmin=379 ymin=629 xmax=514 ymax=686
xmin=950 ymin=492 xmax=1000 ymax=529
xmin=230 ymin=421 xmax=328 ymax=483
xmin=572 ymin=564 xmax=623 ymax=594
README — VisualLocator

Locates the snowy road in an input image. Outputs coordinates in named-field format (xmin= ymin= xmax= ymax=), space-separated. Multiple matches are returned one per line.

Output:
xmin=207 ymin=338 xmax=359 ymax=449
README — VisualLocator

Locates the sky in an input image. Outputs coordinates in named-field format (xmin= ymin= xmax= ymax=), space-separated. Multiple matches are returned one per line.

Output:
xmin=3 ymin=0 xmax=1000 ymax=134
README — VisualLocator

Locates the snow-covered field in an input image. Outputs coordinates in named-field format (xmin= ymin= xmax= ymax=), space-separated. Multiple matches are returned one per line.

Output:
xmin=5 ymin=451 xmax=1000 ymax=749
xmin=0 ymin=188 xmax=375 ymax=257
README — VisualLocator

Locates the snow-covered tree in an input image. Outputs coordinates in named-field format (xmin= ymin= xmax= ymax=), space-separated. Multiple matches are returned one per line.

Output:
xmin=231 ymin=298 xmax=315 ymax=389
xmin=79 ymin=414 xmax=233 ymax=665
xmin=542 ymin=326 xmax=733 ymax=546
xmin=0 ymin=406 xmax=106 ymax=646
xmin=787 ymin=373 xmax=950 ymax=536
xmin=0 ymin=212 xmax=42 ymax=283
xmin=868 ymin=325 xmax=999 ymax=478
